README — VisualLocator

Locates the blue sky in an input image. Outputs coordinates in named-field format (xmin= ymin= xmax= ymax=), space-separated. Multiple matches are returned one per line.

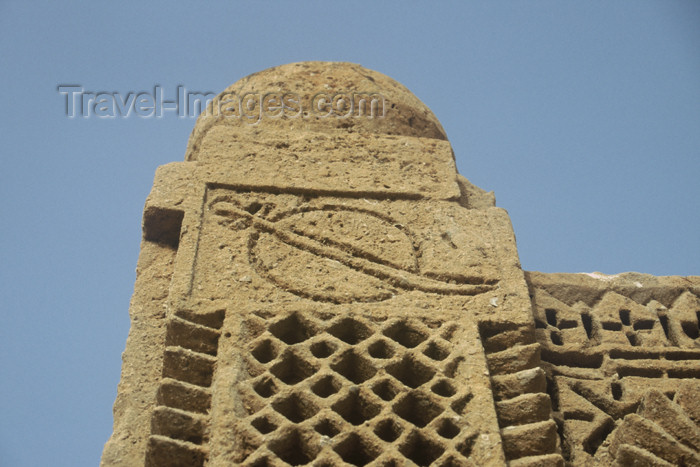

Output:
xmin=1 ymin=2 xmax=698 ymax=465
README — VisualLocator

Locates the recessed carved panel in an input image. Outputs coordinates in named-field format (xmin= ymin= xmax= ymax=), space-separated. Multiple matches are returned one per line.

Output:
xmin=192 ymin=188 xmax=501 ymax=304
xmin=212 ymin=310 xmax=494 ymax=466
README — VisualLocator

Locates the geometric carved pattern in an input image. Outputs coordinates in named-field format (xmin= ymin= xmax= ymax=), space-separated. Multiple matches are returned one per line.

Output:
xmin=609 ymin=387 xmax=700 ymax=465
xmin=529 ymin=281 xmax=700 ymax=465
xmin=553 ymin=378 xmax=700 ymax=465
xmin=534 ymin=290 xmax=700 ymax=350
xmin=478 ymin=321 xmax=564 ymax=465
xmin=228 ymin=311 xmax=478 ymax=466
xmin=139 ymin=264 xmax=700 ymax=467
xmin=145 ymin=309 xmax=225 ymax=467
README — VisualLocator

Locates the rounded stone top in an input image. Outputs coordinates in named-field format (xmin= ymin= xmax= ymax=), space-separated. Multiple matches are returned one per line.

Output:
xmin=185 ymin=62 xmax=447 ymax=161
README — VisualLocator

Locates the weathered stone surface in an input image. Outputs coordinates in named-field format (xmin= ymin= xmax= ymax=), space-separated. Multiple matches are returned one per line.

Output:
xmin=184 ymin=61 xmax=448 ymax=163
xmin=103 ymin=62 xmax=698 ymax=466
xmin=102 ymin=62 xmax=531 ymax=466
xmin=526 ymin=271 xmax=700 ymax=464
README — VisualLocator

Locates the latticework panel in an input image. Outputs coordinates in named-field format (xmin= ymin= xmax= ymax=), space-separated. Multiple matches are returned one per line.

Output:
xmin=219 ymin=310 xmax=485 ymax=466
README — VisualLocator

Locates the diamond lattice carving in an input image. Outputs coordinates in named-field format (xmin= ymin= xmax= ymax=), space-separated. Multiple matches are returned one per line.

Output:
xmin=231 ymin=311 xmax=478 ymax=465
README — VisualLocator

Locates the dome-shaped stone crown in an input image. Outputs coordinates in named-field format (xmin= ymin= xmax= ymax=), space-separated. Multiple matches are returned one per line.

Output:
xmin=185 ymin=62 xmax=446 ymax=161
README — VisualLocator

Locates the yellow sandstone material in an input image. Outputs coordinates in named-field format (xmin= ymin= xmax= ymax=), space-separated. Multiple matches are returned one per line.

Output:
xmin=102 ymin=62 xmax=699 ymax=466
